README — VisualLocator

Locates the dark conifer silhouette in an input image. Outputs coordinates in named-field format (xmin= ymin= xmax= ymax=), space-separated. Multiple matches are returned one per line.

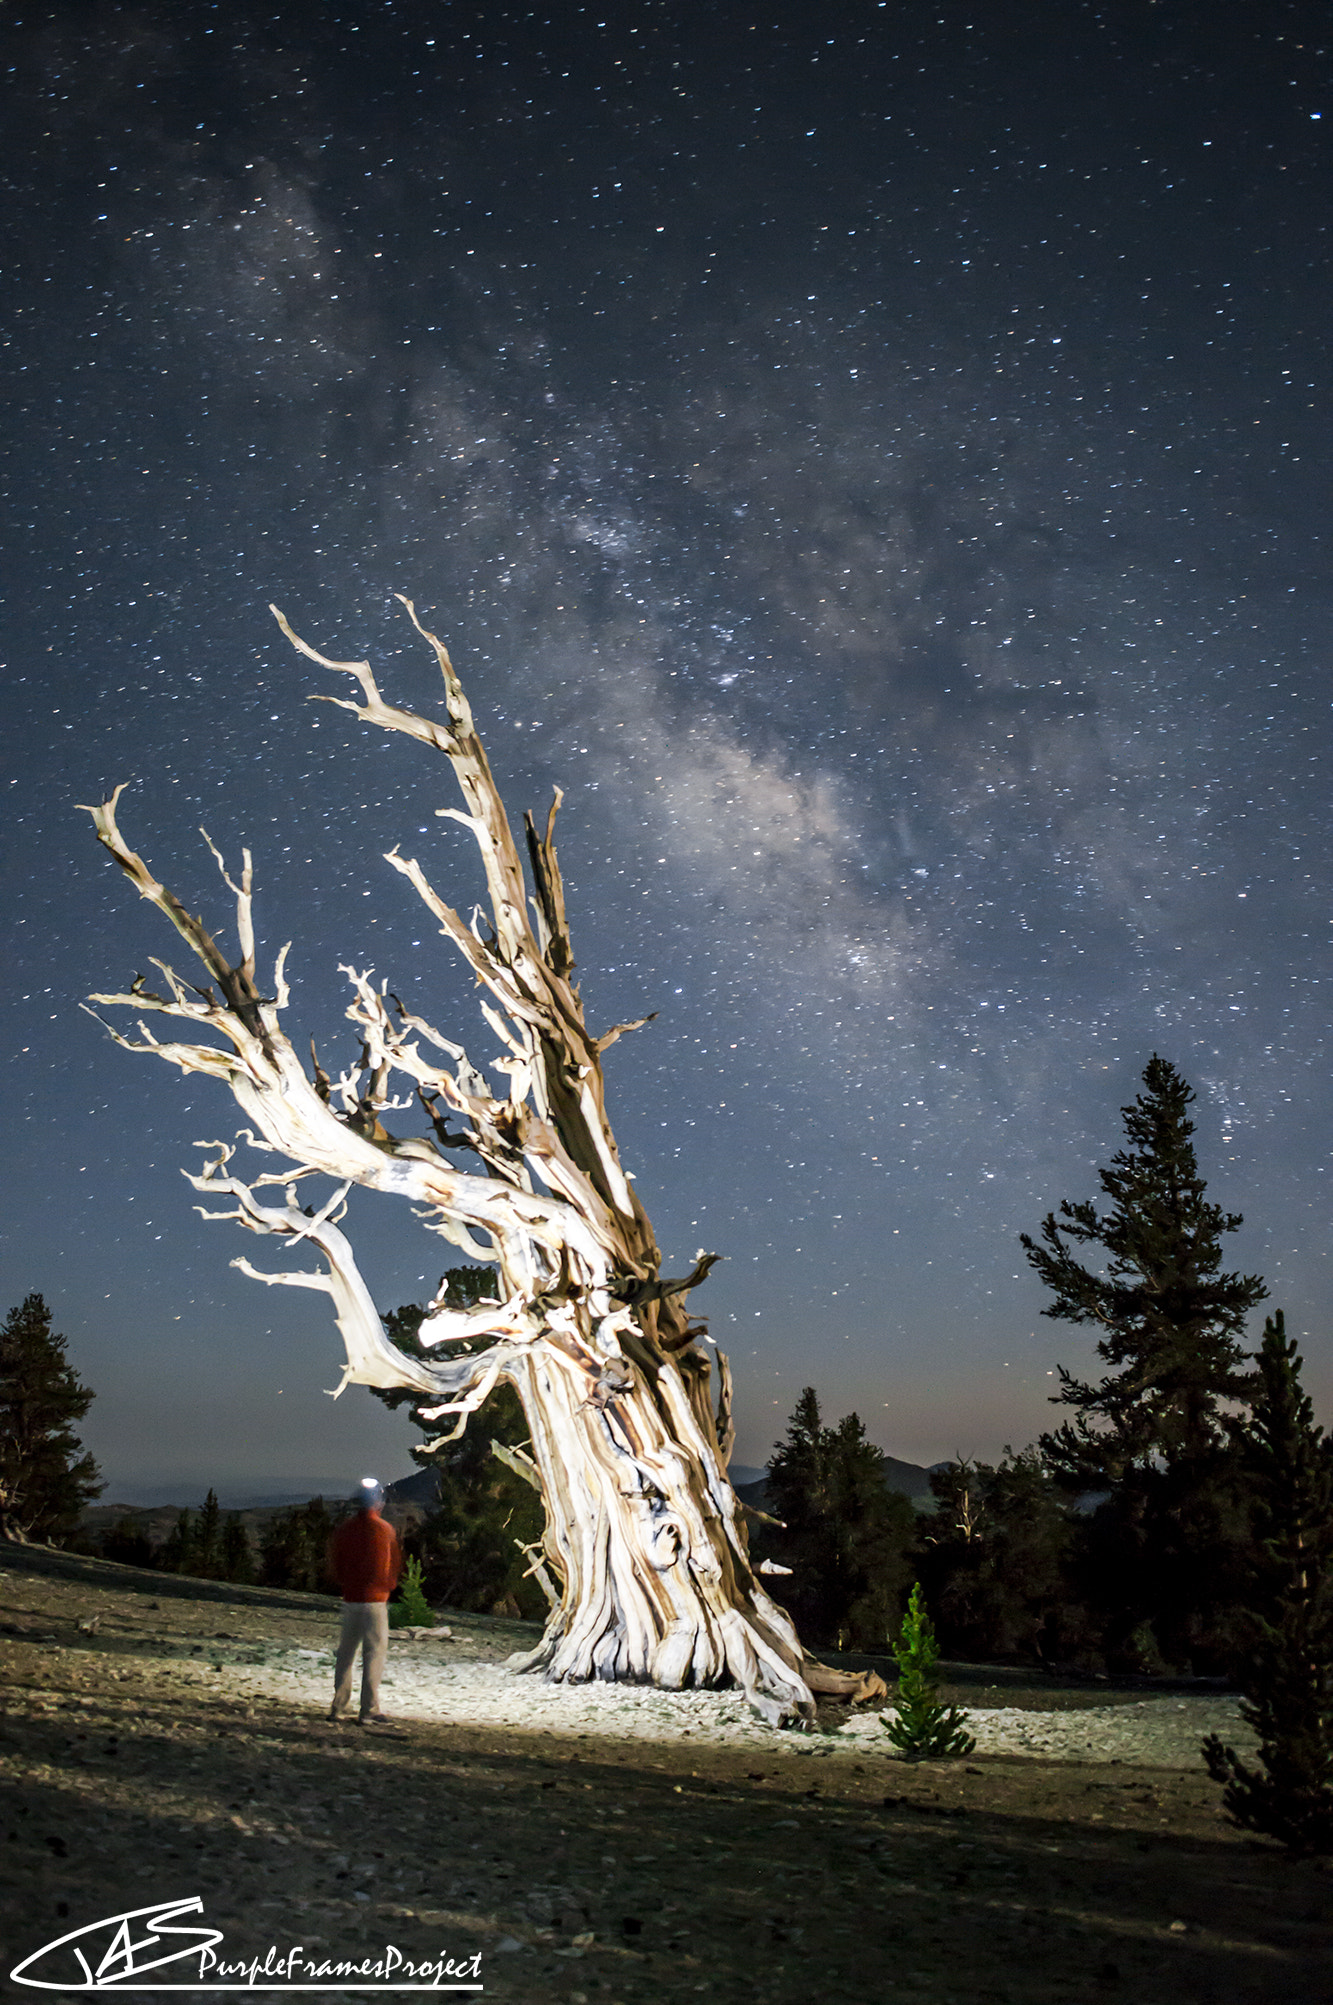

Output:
xmin=194 ymin=1488 xmax=223 ymax=1579
xmin=0 ymin=1293 xmax=101 ymax=1543
xmin=1022 ymin=1056 xmax=1265 ymax=1483
xmin=259 ymin=1496 xmax=336 ymax=1592
xmin=762 ymin=1387 xmax=916 ymax=1650
xmin=221 ymin=1512 xmax=254 ymax=1583
xmin=100 ymin=1515 xmax=155 ymax=1568
xmin=1022 ymin=1057 xmax=1266 ymax=1669
xmin=921 ymin=1450 xmax=1088 ymax=1665
xmin=158 ymin=1508 xmax=195 ymax=1575
xmin=1203 ymin=1313 xmax=1333 ymax=1853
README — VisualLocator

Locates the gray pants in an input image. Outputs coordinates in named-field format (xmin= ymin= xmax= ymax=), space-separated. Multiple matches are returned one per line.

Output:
xmin=332 ymin=1601 xmax=389 ymax=1719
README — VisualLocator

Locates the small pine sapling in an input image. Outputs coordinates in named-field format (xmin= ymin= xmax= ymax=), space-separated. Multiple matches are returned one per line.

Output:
xmin=389 ymin=1555 xmax=437 ymax=1631
xmin=882 ymin=1581 xmax=976 ymax=1760
xmin=1202 ymin=1313 xmax=1333 ymax=1853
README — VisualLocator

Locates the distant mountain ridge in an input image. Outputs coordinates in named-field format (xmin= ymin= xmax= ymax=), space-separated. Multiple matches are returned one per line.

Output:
xmin=88 ymin=1453 xmax=938 ymax=1519
xmin=735 ymin=1451 xmax=940 ymax=1513
xmin=84 ymin=1468 xmax=436 ymax=1514
xmin=89 ymin=1480 xmax=381 ymax=1512
xmin=385 ymin=1466 xmax=442 ymax=1508
xmin=79 ymin=1468 xmax=438 ymax=1553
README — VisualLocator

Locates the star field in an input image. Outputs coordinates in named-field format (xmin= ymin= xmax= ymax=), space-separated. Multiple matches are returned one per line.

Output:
xmin=2 ymin=0 xmax=1330 ymax=1497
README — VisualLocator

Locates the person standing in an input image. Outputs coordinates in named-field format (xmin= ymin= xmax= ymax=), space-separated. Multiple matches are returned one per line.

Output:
xmin=328 ymin=1477 xmax=402 ymax=1726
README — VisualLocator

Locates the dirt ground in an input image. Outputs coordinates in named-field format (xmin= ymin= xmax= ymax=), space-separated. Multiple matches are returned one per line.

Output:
xmin=2 ymin=1546 xmax=1330 ymax=2005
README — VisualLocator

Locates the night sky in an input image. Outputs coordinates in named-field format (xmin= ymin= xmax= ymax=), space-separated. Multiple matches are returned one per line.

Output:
xmin=4 ymin=1 xmax=1330 ymax=1503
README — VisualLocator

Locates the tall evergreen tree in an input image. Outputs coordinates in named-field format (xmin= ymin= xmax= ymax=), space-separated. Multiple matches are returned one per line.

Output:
xmin=762 ymin=1388 xmax=917 ymax=1651
xmin=0 ymin=1293 xmax=102 ymax=1543
xmin=158 ymin=1507 xmax=195 ymax=1574
xmin=221 ymin=1513 xmax=254 ymax=1583
xmin=1203 ymin=1313 xmax=1333 ymax=1853
xmin=1022 ymin=1056 xmax=1265 ymax=1485
xmin=1021 ymin=1058 xmax=1266 ymax=1669
xmin=194 ymin=1489 xmax=223 ymax=1579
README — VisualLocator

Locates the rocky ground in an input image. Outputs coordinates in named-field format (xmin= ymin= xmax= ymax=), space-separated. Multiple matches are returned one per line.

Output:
xmin=2 ymin=1544 xmax=1330 ymax=2004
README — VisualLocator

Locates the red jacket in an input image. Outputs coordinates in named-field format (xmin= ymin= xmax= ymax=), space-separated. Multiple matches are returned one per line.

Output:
xmin=329 ymin=1508 xmax=402 ymax=1603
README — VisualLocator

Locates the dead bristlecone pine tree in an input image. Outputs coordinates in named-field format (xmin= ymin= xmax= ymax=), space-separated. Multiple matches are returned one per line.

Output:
xmin=82 ymin=599 xmax=885 ymax=1726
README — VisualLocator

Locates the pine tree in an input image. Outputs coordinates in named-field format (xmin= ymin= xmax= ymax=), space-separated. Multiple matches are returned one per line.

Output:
xmin=763 ymin=1388 xmax=917 ymax=1651
xmin=881 ymin=1583 xmax=976 ymax=1761
xmin=0 ymin=1293 xmax=102 ymax=1543
xmin=158 ymin=1508 xmax=195 ymax=1575
xmin=221 ymin=1513 xmax=253 ymax=1583
xmin=389 ymin=1555 xmax=437 ymax=1630
xmin=1022 ymin=1056 xmax=1265 ymax=1484
xmin=194 ymin=1489 xmax=223 ymax=1579
xmin=1021 ymin=1058 xmax=1266 ymax=1669
xmin=1202 ymin=1313 xmax=1333 ymax=1853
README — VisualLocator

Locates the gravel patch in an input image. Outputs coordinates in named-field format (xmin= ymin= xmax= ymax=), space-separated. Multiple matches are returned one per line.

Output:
xmin=840 ymin=1694 xmax=1256 ymax=1764
xmin=0 ymin=1548 xmax=1257 ymax=1771
xmin=234 ymin=1638 xmax=1256 ymax=1768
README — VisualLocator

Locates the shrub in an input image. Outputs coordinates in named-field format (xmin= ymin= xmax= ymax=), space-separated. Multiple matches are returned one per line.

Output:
xmin=389 ymin=1555 xmax=436 ymax=1630
xmin=882 ymin=1582 xmax=976 ymax=1762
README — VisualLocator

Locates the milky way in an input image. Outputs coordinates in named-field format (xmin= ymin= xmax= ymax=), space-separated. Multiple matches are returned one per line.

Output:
xmin=4 ymin=2 xmax=1329 ymax=1496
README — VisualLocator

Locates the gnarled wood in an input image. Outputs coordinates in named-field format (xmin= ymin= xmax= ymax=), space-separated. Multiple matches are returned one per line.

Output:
xmin=83 ymin=599 xmax=885 ymax=1725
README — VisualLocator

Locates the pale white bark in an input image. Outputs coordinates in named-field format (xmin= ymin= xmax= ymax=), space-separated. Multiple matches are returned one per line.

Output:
xmin=82 ymin=599 xmax=885 ymax=1724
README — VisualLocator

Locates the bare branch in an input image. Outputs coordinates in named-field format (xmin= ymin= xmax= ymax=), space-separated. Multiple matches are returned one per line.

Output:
xmin=595 ymin=1012 xmax=659 ymax=1055
xmin=523 ymin=791 xmax=574 ymax=980
xmin=79 ymin=786 xmax=269 ymax=1039
xmin=490 ymin=1438 xmax=543 ymax=1492
xmin=269 ymin=603 xmax=459 ymax=758
xmin=417 ymin=1285 xmax=533 ymax=1350
xmin=198 ymin=830 xmax=257 ymax=975
xmin=515 ymin=1538 xmax=562 ymax=1610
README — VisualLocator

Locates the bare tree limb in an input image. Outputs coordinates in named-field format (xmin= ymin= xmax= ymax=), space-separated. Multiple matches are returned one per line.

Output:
xmin=490 ymin=1438 xmax=543 ymax=1492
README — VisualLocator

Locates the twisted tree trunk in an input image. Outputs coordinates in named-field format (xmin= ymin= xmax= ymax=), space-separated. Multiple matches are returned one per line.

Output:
xmin=82 ymin=600 xmax=883 ymax=1725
